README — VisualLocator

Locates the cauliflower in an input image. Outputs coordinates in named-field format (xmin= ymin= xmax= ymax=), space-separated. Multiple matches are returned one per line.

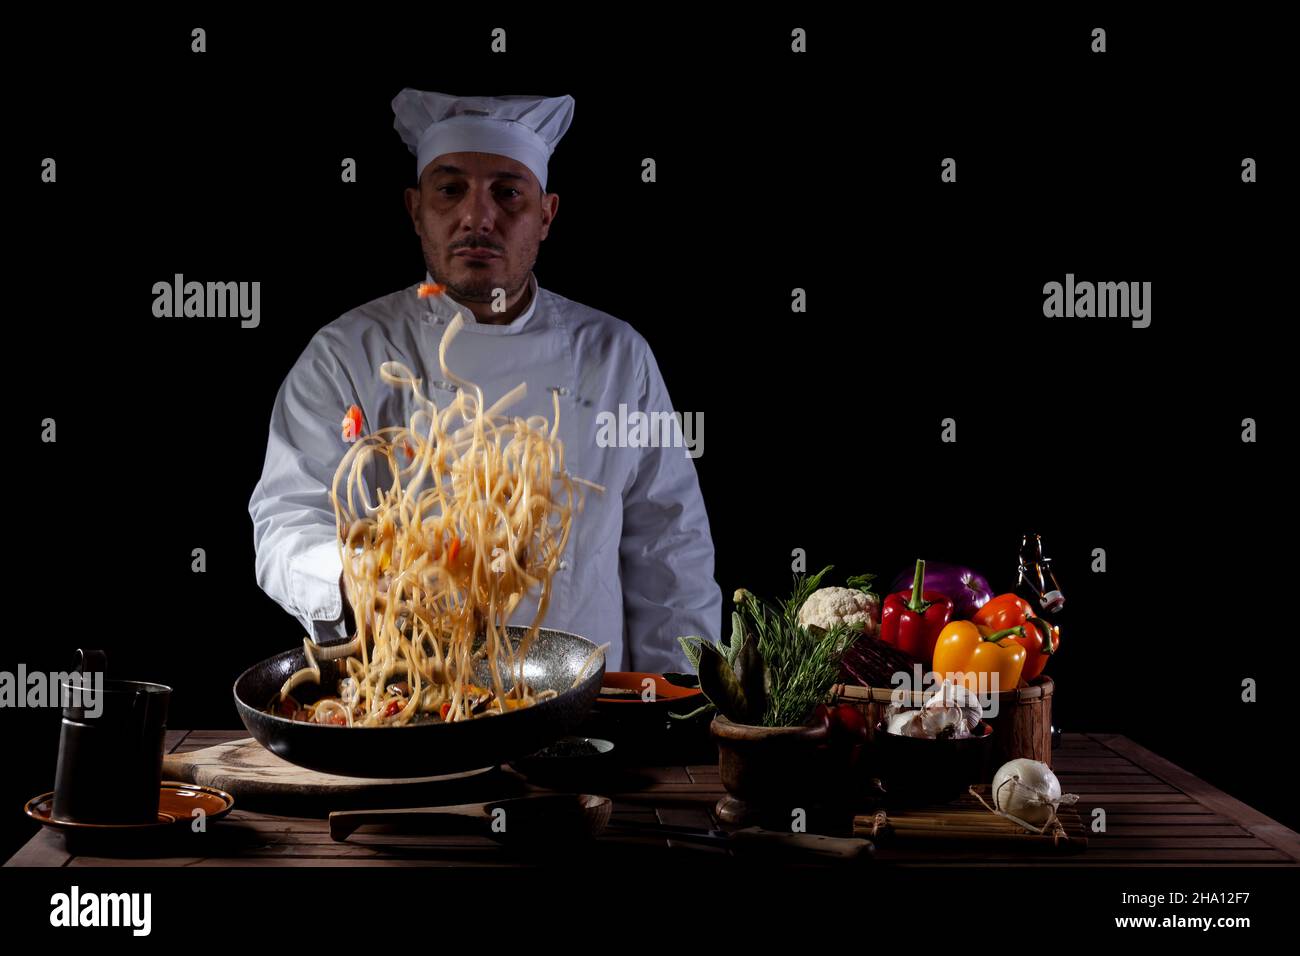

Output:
xmin=797 ymin=587 xmax=880 ymax=637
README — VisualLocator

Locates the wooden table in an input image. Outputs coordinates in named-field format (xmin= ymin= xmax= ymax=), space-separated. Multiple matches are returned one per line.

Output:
xmin=8 ymin=731 xmax=1299 ymax=867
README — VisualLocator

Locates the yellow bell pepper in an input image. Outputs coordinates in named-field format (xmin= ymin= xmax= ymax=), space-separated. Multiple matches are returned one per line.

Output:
xmin=931 ymin=620 xmax=1028 ymax=695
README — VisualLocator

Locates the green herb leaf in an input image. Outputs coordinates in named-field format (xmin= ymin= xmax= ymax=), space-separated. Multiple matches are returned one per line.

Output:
xmin=846 ymin=573 xmax=879 ymax=599
xmin=725 ymin=611 xmax=745 ymax=666
xmin=668 ymin=701 xmax=716 ymax=721
xmin=734 ymin=633 xmax=767 ymax=721
xmin=696 ymin=642 xmax=749 ymax=723
xmin=662 ymin=672 xmax=700 ymax=688
xmin=678 ymin=636 xmax=705 ymax=670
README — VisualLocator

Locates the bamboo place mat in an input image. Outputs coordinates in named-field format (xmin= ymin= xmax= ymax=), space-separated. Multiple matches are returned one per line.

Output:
xmin=855 ymin=787 xmax=1088 ymax=853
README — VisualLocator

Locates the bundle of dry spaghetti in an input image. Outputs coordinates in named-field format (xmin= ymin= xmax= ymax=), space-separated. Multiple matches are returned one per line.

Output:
xmin=281 ymin=311 xmax=605 ymax=726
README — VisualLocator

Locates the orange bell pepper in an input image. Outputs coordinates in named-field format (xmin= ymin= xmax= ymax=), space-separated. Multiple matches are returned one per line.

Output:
xmin=973 ymin=594 xmax=1060 ymax=682
xmin=931 ymin=620 xmax=1027 ymax=695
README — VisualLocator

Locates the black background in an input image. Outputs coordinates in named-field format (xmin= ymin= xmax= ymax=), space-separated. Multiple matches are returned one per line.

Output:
xmin=5 ymin=8 xmax=1292 ymax=876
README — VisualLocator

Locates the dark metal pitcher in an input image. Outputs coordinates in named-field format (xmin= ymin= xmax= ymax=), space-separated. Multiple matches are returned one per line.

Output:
xmin=51 ymin=649 xmax=172 ymax=824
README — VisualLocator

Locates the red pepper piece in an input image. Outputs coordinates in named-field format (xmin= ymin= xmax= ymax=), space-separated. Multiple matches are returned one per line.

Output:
xmin=341 ymin=404 xmax=363 ymax=443
xmin=879 ymin=559 xmax=954 ymax=664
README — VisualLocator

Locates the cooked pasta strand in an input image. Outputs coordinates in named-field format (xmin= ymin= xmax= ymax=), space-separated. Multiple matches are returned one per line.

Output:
xmin=272 ymin=313 xmax=605 ymax=727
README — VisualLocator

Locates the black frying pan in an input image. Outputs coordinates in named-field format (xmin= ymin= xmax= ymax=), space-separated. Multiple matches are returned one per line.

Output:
xmin=233 ymin=626 xmax=605 ymax=778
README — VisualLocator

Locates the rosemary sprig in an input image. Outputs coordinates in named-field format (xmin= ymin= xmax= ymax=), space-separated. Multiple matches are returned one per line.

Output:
xmin=677 ymin=566 xmax=862 ymax=726
xmin=736 ymin=565 xmax=860 ymax=727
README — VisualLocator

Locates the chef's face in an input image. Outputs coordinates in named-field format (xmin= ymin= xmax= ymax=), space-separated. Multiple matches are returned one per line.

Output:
xmin=404 ymin=152 xmax=557 ymax=302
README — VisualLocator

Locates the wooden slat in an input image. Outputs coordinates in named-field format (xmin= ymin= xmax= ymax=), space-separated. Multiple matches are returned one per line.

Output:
xmin=1100 ymin=825 xmax=1251 ymax=837
xmin=1089 ymin=734 xmax=1300 ymax=863
xmin=601 ymin=793 xmax=725 ymax=810
xmin=1024 ymin=853 xmax=1289 ymax=868
xmin=1054 ymin=774 xmax=1178 ymax=787
xmin=66 ymin=856 xmax=211 ymax=867
xmin=1088 ymin=837 xmax=1279 ymax=849
xmin=1068 ymin=792 xmax=1197 ymax=804
xmin=656 ymin=805 xmax=717 ymax=828
xmin=1050 ymin=758 xmax=1144 ymax=772
xmin=200 ymin=837 xmax=506 ymax=857
xmin=878 ymin=843 xmax=1294 ymax=863
xmin=219 ymin=814 xmax=326 ymax=833
xmin=1064 ymin=787 xmax=1179 ymax=796
xmin=206 ymin=828 xmax=698 ymax=859
xmin=1075 ymin=803 xmax=1221 ymax=816
xmin=637 ymin=766 xmax=692 ymax=783
xmin=170 ymin=743 xmax=214 ymax=755
xmin=64 ymin=830 xmax=688 ymax=867
xmin=609 ymin=807 xmax=659 ymax=823
xmin=601 ymin=784 xmax=728 ymax=797
xmin=900 ymin=861 xmax=1298 ymax=869
xmin=1073 ymin=802 xmax=1190 ymax=819
xmin=70 ymin=857 xmax=521 ymax=867
xmin=3 ymin=830 xmax=71 ymax=867
xmin=686 ymin=767 xmax=721 ymax=782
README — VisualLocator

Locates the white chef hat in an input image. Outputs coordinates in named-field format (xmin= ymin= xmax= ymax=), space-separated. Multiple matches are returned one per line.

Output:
xmin=392 ymin=89 xmax=575 ymax=192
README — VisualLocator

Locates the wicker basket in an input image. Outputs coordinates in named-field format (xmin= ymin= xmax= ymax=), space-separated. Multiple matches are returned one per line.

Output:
xmin=832 ymin=675 xmax=1054 ymax=768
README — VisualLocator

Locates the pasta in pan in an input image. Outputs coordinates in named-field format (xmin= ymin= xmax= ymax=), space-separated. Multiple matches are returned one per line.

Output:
xmin=270 ymin=311 xmax=607 ymax=726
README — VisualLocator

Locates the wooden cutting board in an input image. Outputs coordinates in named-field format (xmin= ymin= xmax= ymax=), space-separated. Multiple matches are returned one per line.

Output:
xmin=162 ymin=738 xmax=503 ymax=809
xmin=855 ymin=788 xmax=1088 ymax=853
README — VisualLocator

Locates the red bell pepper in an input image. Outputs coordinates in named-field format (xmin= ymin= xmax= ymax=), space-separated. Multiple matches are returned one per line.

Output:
xmin=879 ymin=559 xmax=954 ymax=664
xmin=972 ymin=593 xmax=1060 ymax=681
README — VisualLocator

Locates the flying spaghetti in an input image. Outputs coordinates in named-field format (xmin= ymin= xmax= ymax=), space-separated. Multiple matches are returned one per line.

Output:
xmin=270 ymin=310 xmax=607 ymax=726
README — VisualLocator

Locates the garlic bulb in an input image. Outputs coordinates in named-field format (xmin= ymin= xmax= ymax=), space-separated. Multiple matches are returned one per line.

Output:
xmin=920 ymin=680 xmax=983 ymax=739
xmin=886 ymin=711 xmax=927 ymax=738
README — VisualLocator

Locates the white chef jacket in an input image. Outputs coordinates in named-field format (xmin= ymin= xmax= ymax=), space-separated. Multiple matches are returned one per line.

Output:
xmin=248 ymin=271 xmax=722 ymax=671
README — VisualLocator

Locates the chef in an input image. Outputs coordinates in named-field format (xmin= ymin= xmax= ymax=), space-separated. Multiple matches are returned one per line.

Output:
xmin=248 ymin=89 xmax=722 ymax=671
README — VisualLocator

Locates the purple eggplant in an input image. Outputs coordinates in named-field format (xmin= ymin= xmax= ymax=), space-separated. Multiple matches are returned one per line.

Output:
xmin=888 ymin=561 xmax=992 ymax=619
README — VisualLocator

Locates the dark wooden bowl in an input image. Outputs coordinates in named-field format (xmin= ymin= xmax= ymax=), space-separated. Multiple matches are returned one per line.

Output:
xmin=709 ymin=714 xmax=832 ymax=802
xmin=873 ymin=720 xmax=995 ymax=806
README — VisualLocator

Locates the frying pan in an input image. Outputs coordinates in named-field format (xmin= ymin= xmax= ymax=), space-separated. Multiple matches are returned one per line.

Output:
xmin=233 ymin=626 xmax=605 ymax=778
